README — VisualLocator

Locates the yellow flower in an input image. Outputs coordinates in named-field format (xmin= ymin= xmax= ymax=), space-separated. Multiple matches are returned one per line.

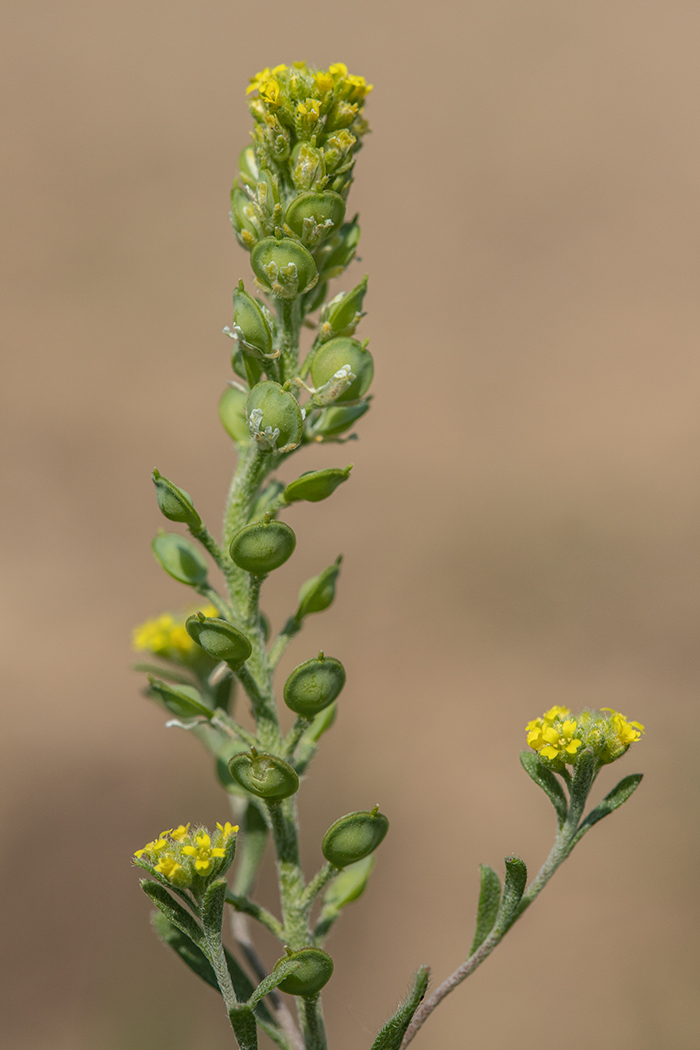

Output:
xmin=134 ymin=836 xmax=168 ymax=859
xmin=328 ymin=62 xmax=348 ymax=78
xmin=183 ymin=832 xmax=226 ymax=874
xmin=216 ymin=821 xmax=239 ymax=841
xmin=538 ymin=719 xmax=583 ymax=761
xmin=297 ymin=98 xmax=320 ymax=121
xmin=170 ymin=823 xmax=191 ymax=842
xmin=345 ymin=74 xmax=373 ymax=103
xmin=154 ymin=854 xmax=187 ymax=884
xmin=133 ymin=605 xmax=217 ymax=659
xmin=246 ymin=65 xmax=287 ymax=96
xmin=542 ymin=705 xmax=571 ymax=724
xmin=314 ymin=71 xmax=334 ymax=94
xmin=259 ymin=79 xmax=281 ymax=105
xmin=601 ymin=708 xmax=645 ymax=744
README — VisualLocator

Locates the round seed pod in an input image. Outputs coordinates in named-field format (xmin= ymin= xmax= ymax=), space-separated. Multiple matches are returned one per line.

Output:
xmin=152 ymin=470 xmax=202 ymax=529
xmin=283 ymin=654 xmax=346 ymax=717
xmin=310 ymin=337 xmax=374 ymax=403
xmin=312 ymin=401 xmax=370 ymax=438
xmin=228 ymin=749 xmax=299 ymax=801
xmin=247 ymin=380 xmax=304 ymax=452
xmin=185 ymin=614 xmax=252 ymax=666
xmin=230 ymin=519 xmax=296 ymax=575
xmin=251 ymin=237 xmax=318 ymax=300
xmin=152 ymin=531 xmax=208 ymax=586
xmin=296 ymin=556 xmax=342 ymax=619
xmin=237 ymin=144 xmax=260 ymax=187
xmin=219 ymin=386 xmax=250 ymax=444
xmin=230 ymin=187 xmax=260 ymax=248
xmin=285 ymin=191 xmax=346 ymax=247
xmin=321 ymin=808 xmax=389 ymax=868
xmin=284 ymin=466 xmax=352 ymax=504
xmin=232 ymin=283 xmax=273 ymax=358
xmin=273 ymin=948 xmax=334 ymax=997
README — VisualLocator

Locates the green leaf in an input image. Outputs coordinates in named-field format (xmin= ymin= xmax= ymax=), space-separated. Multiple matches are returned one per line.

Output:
xmin=147 ymin=676 xmax=213 ymax=719
xmin=229 ymin=1004 xmax=258 ymax=1050
xmin=520 ymin=751 xmax=568 ymax=828
xmin=201 ymin=879 xmax=227 ymax=942
xmin=232 ymin=802 xmax=269 ymax=898
xmin=247 ymin=957 xmax=301 ymax=1008
xmin=495 ymin=856 xmax=527 ymax=933
xmin=133 ymin=662 xmax=195 ymax=685
xmin=569 ymin=747 xmax=598 ymax=815
xmin=141 ymin=879 xmax=206 ymax=951
xmin=470 ymin=864 xmax=501 ymax=955
xmin=370 ymin=966 xmax=430 ymax=1050
xmin=575 ymin=774 xmax=643 ymax=841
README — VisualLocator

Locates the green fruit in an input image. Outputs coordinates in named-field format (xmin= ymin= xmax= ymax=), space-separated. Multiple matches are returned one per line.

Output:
xmin=310 ymin=337 xmax=374 ymax=403
xmin=319 ymin=276 xmax=367 ymax=340
xmin=247 ymin=380 xmax=304 ymax=452
xmin=297 ymin=556 xmax=342 ymax=619
xmin=229 ymin=519 xmax=296 ymax=575
xmin=251 ymin=237 xmax=318 ymax=300
xmin=152 ymin=531 xmax=208 ymax=586
xmin=232 ymin=283 xmax=273 ymax=357
xmin=313 ymin=219 xmax=360 ymax=280
xmin=312 ymin=401 xmax=370 ymax=438
xmin=148 ymin=678 xmax=213 ymax=720
xmin=185 ymin=614 xmax=252 ymax=666
xmin=321 ymin=808 xmax=389 ymax=868
xmin=284 ymin=466 xmax=352 ymax=504
xmin=285 ymin=191 xmax=346 ymax=247
xmin=283 ymin=654 xmax=346 ymax=716
xmin=228 ymin=749 xmax=299 ymax=801
xmin=152 ymin=470 xmax=202 ymax=529
xmin=274 ymin=948 xmax=334 ymax=997
xmin=219 ymin=385 xmax=250 ymax=444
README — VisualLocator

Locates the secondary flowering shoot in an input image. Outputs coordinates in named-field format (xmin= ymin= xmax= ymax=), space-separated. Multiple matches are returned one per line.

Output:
xmin=526 ymin=705 xmax=645 ymax=767
xmin=134 ymin=822 xmax=238 ymax=889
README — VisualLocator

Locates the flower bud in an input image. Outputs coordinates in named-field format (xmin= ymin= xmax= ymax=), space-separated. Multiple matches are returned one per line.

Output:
xmin=285 ymin=191 xmax=346 ymax=248
xmin=296 ymin=556 xmax=342 ymax=619
xmin=247 ymin=380 xmax=304 ymax=453
xmin=273 ymin=947 xmax=334 ymax=997
xmin=148 ymin=677 xmax=213 ymax=720
xmin=310 ymin=401 xmax=370 ymax=438
xmin=228 ymin=748 xmax=299 ymax=801
xmin=152 ymin=531 xmax=208 ymax=586
xmin=232 ymin=282 xmax=274 ymax=357
xmin=283 ymin=653 xmax=346 ymax=717
xmin=185 ymin=612 xmax=252 ymax=667
xmin=230 ymin=186 xmax=261 ymax=250
xmin=291 ymin=142 xmax=327 ymax=192
xmin=219 ymin=385 xmax=251 ymax=444
xmin=313 ymin=218 xmax=360 ymax=280
xmin=321 ymin=807 xmax=389 ymax=868
xmin=311 ymin=337 xmax=374 ymax=403
xmin=229 ymin=518 xmax=296 ymax=575
xmin=251 ymin=236 xmax=318 ymax=300
xmin=284 ymin=466 xmax=352 ymax=504
xmin=318 ymin=276 xmax=367 ymax=341
xmin=152 ymin=470 xmax=202 ymax=529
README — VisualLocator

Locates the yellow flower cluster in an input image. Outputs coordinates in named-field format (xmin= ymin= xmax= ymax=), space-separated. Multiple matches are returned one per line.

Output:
xmin=132 ymin=604 xmax=217 ymax=661
xmin=134 ymin=822 xmax=238 ymax=888
xmin=526 ymin=706 xmax=645 ymax=766
xmin=246 ymin=60 xmax=372 ymax=106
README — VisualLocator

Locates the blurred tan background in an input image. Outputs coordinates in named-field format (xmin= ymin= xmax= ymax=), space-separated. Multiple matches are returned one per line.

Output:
xmin=2 ymin=1 xmax=699 ymax=1047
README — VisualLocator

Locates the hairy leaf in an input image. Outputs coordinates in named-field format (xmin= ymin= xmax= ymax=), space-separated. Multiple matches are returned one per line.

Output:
xmin=574 ymin=774 xmax=643 ymax=841
xmin=470 ymin=864 xmax=501 ymax=955
xmin=141 ymin=879 xmax=206 ymax=951
xmin=370 ymin=966 xmax=430 ymax=1050
xmin=495 ymin=856 xmax=528 ymax=933
xmin=229 ymin=1004 xmax=258 ymax=1050
xmin=520 ymin=750 xmax=568 ymax=827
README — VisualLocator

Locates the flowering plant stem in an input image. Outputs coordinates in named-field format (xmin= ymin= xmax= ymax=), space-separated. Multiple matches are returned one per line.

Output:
xmin=132 ymin=60 xmax=645 ymax=1050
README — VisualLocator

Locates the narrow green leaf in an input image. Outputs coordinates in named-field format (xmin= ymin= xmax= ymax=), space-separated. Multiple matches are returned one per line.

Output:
xmin=134 ymin=662 xmax=195 ymax=685
xmin=229 ymin=1004 xmax=258 ymax=1050
xmin=201 ymin=879 xmax=228 ymax=942
xmin=370 ymin=966 xmax=430 ymax=1050
xmin=247 ymin=957 xmax=301 ymax=1008
xmin=233 ymin=801 xmax=269 ymax=898
xmin=569 ymin=748 xmax=598 ymax=814
xmin=519 ymin=751 xmax=568 ymax=827
xmin=141 ymin=879 xmax=206 ymax=951
xmin=495 ymin=856 xmax=527 ymax=933
xmin=575 ymin=774 xmax=643 ymax=840
xmin=470 ymin=864 xmax=501 ymax=955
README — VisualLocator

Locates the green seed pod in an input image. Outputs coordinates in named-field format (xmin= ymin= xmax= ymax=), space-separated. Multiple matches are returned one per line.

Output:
xmin=313 ymin=218 xmax=360 ymax=281
xmin=229 ymin=518 xmax=296 ymax=575
xmin=247 ymin=380 xmax=304 ymax=452
xmin=228 ymin=748 xmax=299 ymax=801
xmin=322 ymin=855 xmax=375 ymax=911
xmin=283 ymin=653 xmax=346 ymax=717
xmin=284 ymin=466 xmax=352 ymax=504
xmin=152 ymin=531 xmax=208 ymax=586
xmin=237 ymin=144 xmax=260 ymax=188
xmin=232 ymin=282 xmax=274 ymax=357
xmin=219 ymin=385 xmax=251 ymax=444
xmin=273 ymin=948 xmax=334 ymax=997
xmin=185 ymin=613 xmax=252 ymax=666
xmin=230 ymin=186 xmax=260 ymax=250
xmin=318 ymin=275 xmax=367 ymax=341
xmin=311 ymin=401 xmax=370 ymax=438
xmin=152 ymin=470 xmax=202 ymax=529
xmin=148 ymin=677 xmax=213 ymax=720
xmin=285 ymin=191 xmax=346 ymax=248
xmin=311 ymin=337 xmax=374 ymax=404
xmin=297 ymin=556 xmax=342 ymax=619
xmin=251 ymin=237 xmax=318 ymax=300
xmin=321 ymin=808 xmax=389 ymax=868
